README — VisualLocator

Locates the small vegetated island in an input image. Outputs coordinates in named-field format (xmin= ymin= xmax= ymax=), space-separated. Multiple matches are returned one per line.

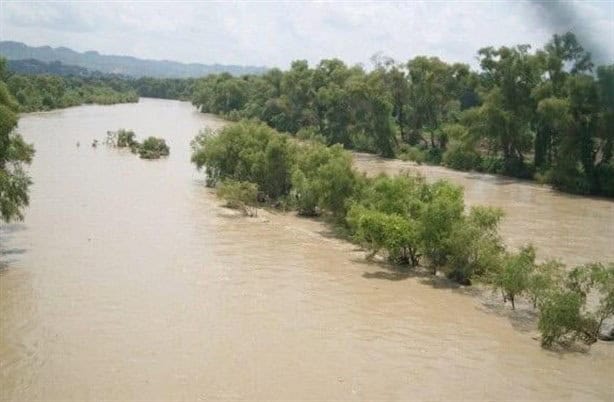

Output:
xmin=191 ymin=120 xmax=614 ymax=349
xmin=105 ymin=129 xmax=170 ymax=159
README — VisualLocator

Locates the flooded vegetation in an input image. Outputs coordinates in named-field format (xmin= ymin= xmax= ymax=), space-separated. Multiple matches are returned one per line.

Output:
xmin=105 ymin=129 xmax=170 ymax=159
xmin=1 ymin=99 xmax=612 ymax=400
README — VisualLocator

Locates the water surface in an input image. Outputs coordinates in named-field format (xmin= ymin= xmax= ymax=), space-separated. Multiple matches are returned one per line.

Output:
xmin=1 ymin=99 xmax=612 ymax=401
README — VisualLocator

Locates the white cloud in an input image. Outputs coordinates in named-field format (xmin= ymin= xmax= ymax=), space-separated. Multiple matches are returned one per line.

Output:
xmin=0 ymin=0 xmax=612 ymax=68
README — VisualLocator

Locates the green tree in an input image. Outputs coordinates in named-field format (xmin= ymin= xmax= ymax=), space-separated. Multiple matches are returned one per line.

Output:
xmin=292 ymin=143 xmax=358 ymax=217
xmin=493 ymin=245 xmax=536 ymax=309
xmin=217 ymin=180 xmax=259 ymax=216
xmin=419 ymin=180 xmax=464 ymax=273
xmin=446 ymin=206 xmax=505 ymax=284
xmin=0 ymin=65 xmax=35 ymax=222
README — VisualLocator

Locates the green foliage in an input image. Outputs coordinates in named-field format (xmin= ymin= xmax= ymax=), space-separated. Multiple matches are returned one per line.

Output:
xmin=446 ymin=206 xmax=505 ymax=284
xmin=0 ymin=66 xmax=35 ymax=222
xmin=191 ymin=33 xmax=614 ymax=196
xmin=493 ymin=245 xmax=536 ymax=309
xmin=105 ymin=129 xmax=138 ymax=149
xmin=189 ymin=114 xmax=613 ymax=351
xmin=538 ymin=289 xmax=588 ymax=347
xmin=295 ymin=126 xmax=326 ymax=144
xmin=527 ymin=260 xmax=564 ymax=308
xmin=292 ymin=143 xmax=359 ymax=217
xmin=419 ymin=180 xmax=464 ymax=271
xmin=397 ymin=144 xmax=426 ymax=164
xmin=4 ymin=72 xmax=138 ymax=112
xmin=191 ymin=121 xmax=295 ymax=199
xmin=217 ymin=180 xmax=259 ymax=216
xmin=348 ymin=206 xmax=420 ymax=266
xmin=443 ymin=141 xmax=482 ymax=171
xmin=137 ymin=137 xmax=170 ymax=159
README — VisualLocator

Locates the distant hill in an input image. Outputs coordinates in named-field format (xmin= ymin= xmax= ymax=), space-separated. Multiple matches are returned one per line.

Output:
xmin=0 ymin=41 xmax=267 ymax=78
xmin=6 ymin=59 xmax=118 ymax=78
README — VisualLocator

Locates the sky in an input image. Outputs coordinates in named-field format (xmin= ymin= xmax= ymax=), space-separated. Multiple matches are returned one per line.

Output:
xmin=0 ymin=0 xmax=612 ymax=69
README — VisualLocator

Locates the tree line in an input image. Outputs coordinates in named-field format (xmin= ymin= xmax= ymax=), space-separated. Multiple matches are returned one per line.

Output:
xmin=192 ymin=120 xmax=614 ymax=348
xmin=190 ymin=32 xmax=614 ymax=197
xmin=1 ymin=58 xmax=138 ymax=112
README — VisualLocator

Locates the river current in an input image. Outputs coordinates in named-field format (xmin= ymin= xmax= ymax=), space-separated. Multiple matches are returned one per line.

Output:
xmin=1 ymin=98 xmax=612 ymax=401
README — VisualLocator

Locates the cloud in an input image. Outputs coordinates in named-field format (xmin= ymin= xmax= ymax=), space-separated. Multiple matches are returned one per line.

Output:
xmin=0 ymin=0 xmax=612 ymax=68
xmin=528 ymin=0 xmax=614 ymax=64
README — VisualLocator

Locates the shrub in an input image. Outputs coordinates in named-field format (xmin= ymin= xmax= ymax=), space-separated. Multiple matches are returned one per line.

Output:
xmin=445 ymin=206 xmax=505 ymax=284
xmin=538 ymin=289 xmax=589 ymax=347
xmin=397 ymin=144 xmax=426 ymax=164
xmin=424 ymin=147 xmax=443 ymax=165
xmin=493 ymin=245 xmax=536 ymax=309
xmin=105 ymin=128 xmax=138 ymax=148
xmin=527 ymin=259 xmax=564 ymax=308
xmin=117 ymin=129 xmax=138 ymax=148
xmin=443 ymin=142 xmax=482 ymax=171
xmin=479 ymin=156 xmax=504 ymax=174
xmin=191 ymin=121 xmax=295 ymax=199
xmin=292 ymin=143 xmax=359 ymax=217
xmin=296 ymin=126 xmax=327 ymax=144
xmin=217 ymin=180 xmax=259 ymax=216
xmin=419 ymin=180 xmax=464 ymax=273
xmin=348 ymin=205 xmax=420 ymax=266
xmin=138 ymin=137 xmax=170 ymax=159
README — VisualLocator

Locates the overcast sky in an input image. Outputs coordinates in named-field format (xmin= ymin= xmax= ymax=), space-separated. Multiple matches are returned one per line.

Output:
xmin=0 ymin=1 xmax=612 ymax=69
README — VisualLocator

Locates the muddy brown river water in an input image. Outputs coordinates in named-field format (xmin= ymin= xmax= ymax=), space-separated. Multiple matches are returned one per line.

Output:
xmin=1 ymin=98 xmax=612 ymax=401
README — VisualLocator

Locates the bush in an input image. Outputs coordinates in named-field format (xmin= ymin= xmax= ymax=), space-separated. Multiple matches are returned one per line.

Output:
xmin=538 ymin=290 xmax=590 ymax=347
xmin=493 ymin=245 xmax=536 ymax=309
xmin=537 ymin=263 xmax=613 ymax=347
xmin=348 ymin=205 xmax=420 ymax=266
xmin=445 ymin=206 xmax=505 ymax=284
xmin=419 ymin=180 xmax=464 ymax=273
xmin=443 ymin=142 xmax=482 ymax=171
xmin=105 ymin=128 xmax=138 ymax=148
xmin=138 ymin=137 xmax=170 ymax=159
xmin=397 ymin=144 xmax=426 ymax=164
xmin=117 ymin=129 xmax=138 ymax=148
xmin=292 ymin=143 xmax=359 ymax=217
xmin=217 ymin=180 xmax=259 ymax=216
xmin=424 ymin=147 xmax=443 ymax=165
xmin=527 ymin=259 xmax=564 ymax=308
xmin=479 ymin=156 xmax=504 ymax=174
xmin=593 ymin=163 xmax=614 ymax=197
xmin=191 ymin=121 xmax=295 ymax=198
xmin=296 ymin=126 xmax=327 ymax=144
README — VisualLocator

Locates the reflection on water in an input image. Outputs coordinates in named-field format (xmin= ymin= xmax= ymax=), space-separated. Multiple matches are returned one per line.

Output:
xmin=1 ymin=99 xmax=612 ymax=401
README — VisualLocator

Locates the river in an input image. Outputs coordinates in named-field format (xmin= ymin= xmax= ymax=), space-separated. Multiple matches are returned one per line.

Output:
xmin=1 ymin=98 xmax=612 ymax=401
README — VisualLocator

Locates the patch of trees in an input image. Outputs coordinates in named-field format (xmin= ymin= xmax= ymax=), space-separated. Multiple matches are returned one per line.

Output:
xmin=190 ymin=33 xmax=614 ymax=197
xmin=105 ymin=129 xmax=169 ymax=159
xmin=129 ymin=77 xmax=197 ymax=100
xmin=191 ymin=120 xmax=614 ymax=348
xmin=0 ymin=58 xmax=138 ymax=112
xmin=0 ymin=61 xmax=34 ymax=223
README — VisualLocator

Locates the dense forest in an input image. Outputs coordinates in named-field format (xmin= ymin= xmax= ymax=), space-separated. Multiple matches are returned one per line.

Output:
xmin=5 ymin=58 xmax=194 ymax=101
xmin=0 ymin=59 xmax=138 ymax=112
xmin=189 ymin=32 xmax=614 ymax=197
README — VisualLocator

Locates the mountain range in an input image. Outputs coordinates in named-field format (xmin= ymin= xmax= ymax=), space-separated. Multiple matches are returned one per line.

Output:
xmin=0 ymin=41 xmax=267 ymax=78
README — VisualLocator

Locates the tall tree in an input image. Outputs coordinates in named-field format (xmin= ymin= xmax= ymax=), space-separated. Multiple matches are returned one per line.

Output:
xmin=0 ymin=59 xmax=35 ymax=222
